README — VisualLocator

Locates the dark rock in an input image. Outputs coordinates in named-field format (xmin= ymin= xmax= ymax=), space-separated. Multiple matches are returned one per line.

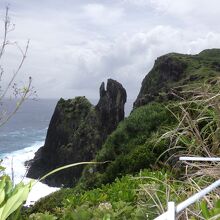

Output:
xmin=134 ymin=54 xmax=187 ymax=108
xmin=96 ymin=79 xmax=127 ymax=137
xmin=26 ymin=79 xmax=126 ymax=187
xmin=134 ymin=49 xmax=220 ymax=109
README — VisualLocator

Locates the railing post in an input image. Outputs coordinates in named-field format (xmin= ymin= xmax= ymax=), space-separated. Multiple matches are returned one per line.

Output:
xmin=154 ymin=157 xmax=220 ymax=219
xmin=167 ymin=202 xmax=175 ymax=220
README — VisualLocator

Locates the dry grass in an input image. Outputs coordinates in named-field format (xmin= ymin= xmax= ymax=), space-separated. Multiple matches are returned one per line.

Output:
xmin=151 ymin=78 xmax=220 ymax=219
xmin=160 ymin=77 xmax=220 ymax=163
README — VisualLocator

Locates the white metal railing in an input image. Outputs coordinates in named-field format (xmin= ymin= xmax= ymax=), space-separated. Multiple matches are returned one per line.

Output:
xmin=154 ymin=157 xmax=220 ymax=220
xmin=179 ymin=156 xmax=220 ymax=162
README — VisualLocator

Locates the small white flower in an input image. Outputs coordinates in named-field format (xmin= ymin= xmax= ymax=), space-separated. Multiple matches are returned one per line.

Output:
xmin=98 ymin=202 xmax=112 ymax=210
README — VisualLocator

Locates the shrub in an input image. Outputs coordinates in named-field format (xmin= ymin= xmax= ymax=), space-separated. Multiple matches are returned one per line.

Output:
xmin=27 ymin=170 xmax=177 ymax=219
xmin=79 ymin=102 xmax=176 ymax=189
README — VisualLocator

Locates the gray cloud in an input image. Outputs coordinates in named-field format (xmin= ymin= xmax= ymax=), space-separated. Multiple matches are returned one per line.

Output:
xmin=1 ymin=0 xmax=220 ymax=100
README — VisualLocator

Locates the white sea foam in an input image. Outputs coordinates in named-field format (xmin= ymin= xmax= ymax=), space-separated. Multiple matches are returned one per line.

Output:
xmin=24 ymin=179 xmax=59 ymax=206
xmin=1 ymin=142 xmax=59 ymax=206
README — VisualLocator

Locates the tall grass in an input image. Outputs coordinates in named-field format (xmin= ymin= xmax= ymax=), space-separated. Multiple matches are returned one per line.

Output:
xmin=152 ymin=78 xmax=220 ymax=219
xmin=160 ymin=78 xmax=220 ymax=161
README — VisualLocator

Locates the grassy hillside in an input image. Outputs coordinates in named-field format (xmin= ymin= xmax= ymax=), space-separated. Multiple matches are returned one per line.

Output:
xmin=78 ymin=102 xmax=175 ymax=189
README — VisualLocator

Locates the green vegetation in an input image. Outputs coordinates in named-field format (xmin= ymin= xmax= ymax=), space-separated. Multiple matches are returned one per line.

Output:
xmin=25 ymin=170 xmax=185 ymax=219
xmin=24 ymin=170 xmax=219 ymax=219
xmin=0 ymin=162 xmax=101 ymax=220
xmin=79 ymin=102 xmax=176 ymax=189
xmin=200 ymin=199 xmax=220 ymax=219
xmin=0 ymin=166 xmax=33 ymax=220
xmin=160 ymin=79 xmax=220 ymax=159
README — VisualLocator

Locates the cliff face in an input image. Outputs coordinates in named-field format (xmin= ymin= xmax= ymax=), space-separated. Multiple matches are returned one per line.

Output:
xmin=96 ymin=79 xmax=127 ymax=136
xmin=134 ymin=49 xmax=220 ymax=108
xmin=27 ymin=79 xmax=126 ymax=187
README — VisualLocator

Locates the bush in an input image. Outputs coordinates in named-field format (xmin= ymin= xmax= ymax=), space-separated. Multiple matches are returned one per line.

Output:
xmin=27 ymin=170 xmax=181 ymax=219
xmin=79 ymin=102 xmax=176 ymax=189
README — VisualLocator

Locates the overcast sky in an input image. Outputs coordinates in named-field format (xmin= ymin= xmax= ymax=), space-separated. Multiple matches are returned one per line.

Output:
xmin=1 ymin=0 xmax=220 ymax=100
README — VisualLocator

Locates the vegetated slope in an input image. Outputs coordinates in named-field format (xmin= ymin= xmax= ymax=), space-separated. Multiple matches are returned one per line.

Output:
xmin=79 ymin=102 xmax=174 ymax=189
xmin=79 ymin=49 xmax=220 ymax=189
xmin=25 ymin=169 xmax=185 ymax=220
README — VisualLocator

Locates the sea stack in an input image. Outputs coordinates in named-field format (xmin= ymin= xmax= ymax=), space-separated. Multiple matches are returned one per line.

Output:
xmin=26 ymin=79 xmax=127 ymax=187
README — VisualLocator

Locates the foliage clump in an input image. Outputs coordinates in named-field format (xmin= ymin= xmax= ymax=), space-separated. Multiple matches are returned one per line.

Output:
xmin=158 ymin=78 xmax=220 ymax=172
xmin=78 ymin=102 xmax=176 ymax=189
xmin=25 ymin=170 xmax=182 ymax=220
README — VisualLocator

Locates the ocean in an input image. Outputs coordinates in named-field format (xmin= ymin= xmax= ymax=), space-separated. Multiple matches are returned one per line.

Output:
xmin=0 ymin=98 xmax=133 ymax=205
xmin=0 ymin=99 xmax=59 ymax=205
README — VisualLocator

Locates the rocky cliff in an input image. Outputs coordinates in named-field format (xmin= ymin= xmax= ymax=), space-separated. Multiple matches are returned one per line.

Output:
xmin=134 ymin=49 xmax=220 ymax=108
xmin=27 ymin=79 xmax=126 ymax=187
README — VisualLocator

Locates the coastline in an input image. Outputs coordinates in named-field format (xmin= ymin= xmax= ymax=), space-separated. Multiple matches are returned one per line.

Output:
xmin=0 ymin=141 xmax=59 ymax=206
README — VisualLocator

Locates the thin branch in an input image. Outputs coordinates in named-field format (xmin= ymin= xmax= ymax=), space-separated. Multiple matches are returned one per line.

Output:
xmin=0 ymin=76 xmax=32 ymax=127
xmin=0 ymin=40 xmax=30 ymax=101
xmin=0 ymin=6 xmax=9 ymax=59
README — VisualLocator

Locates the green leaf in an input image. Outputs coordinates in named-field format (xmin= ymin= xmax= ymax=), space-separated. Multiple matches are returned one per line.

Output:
xmin=0 ymin=166 xmax=6 ymax=172
xmin=0 ymin=177 xmax=6 ymax=204
xmin=103 ymin=213 xmax=111 ymax=220
xmin=4 ymin=176 xmax=13 ymax=197
xmin=215 ymin=199 xmax=220 ymax=209
xmin=0 ymin=181 xmax=33 ymax=220
xmin=201 ymin=201 xmax=211 ymax=219
xmin=39 ymin=161 xmax=104 ymax=182
xmin=212 ymin=208 xmax=220 ymax=217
